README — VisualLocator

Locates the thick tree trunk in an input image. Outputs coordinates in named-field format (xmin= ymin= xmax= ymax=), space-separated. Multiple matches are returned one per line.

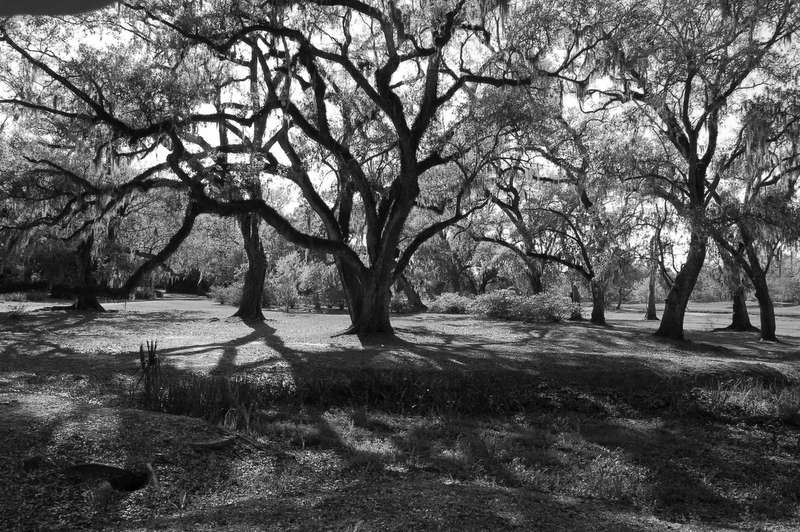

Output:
xmin=233 ymin=213 xmax=267 ymax=321
xmin=590 ymin=278 xmax=606 ymax=325
xmin=339 ymin=267 xmax=393 ymax=335
xmin=752 ymin=273 xmax=778 ymax=341
xmin=726 ymin=286 xmax=757 ymax=331
xmin=655 ymin=229 xmax=707 ymax=340
xmin=718 ymin=246 xmax=756 ymax=332
xmin=528 ymin=270 xmax=543 ymax=295
xmin=737 ymin=224 xmax=778 ymax=342
xmin=525 ymin=259 xmax=543 ymax=295
xmin=72 ymin=233 xmax=105 ymax=312
xmin=397 ymin=274 xmax=426 ymax=312
xmin=335 ymin=261 xmax=394 ymax=336
xmin=645 ymin=266 xmax=658 ymax=320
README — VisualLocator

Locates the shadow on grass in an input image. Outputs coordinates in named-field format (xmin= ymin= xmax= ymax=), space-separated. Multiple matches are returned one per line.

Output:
xmin=3 ymin=305 xmax=800 ymax=529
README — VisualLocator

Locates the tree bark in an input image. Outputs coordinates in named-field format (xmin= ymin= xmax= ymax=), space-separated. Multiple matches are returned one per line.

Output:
xmin=655 ymin=228 xmax=707 ymax=340
xmin=645 ymin=265 xmax=658 ymax=320
xmin=726 ymin=285 xmax=757 ymax=331
xmin=590 ymin=278 xmax=606 ymax=325
xmin=72 ymin=232 xmax=105 ymax=312
xmin=717 ymin=250 xmax=757 ymax=332
xmin=737 ymin=224 xmax=778 ymax=342
xmin=752 ymin=272 xmax=778 ymax=341
xmin=338 ymin=261 xmax=393 ymax=336
xmin=397 ymin=274 xmax=426 ymax=312
xmin=526 ymin=259 xmax=543 ymax=295
xmin=233 ymin=213 xmax=267 ymax=321
xmin=528 ymin=270 xmax=543 ymax=295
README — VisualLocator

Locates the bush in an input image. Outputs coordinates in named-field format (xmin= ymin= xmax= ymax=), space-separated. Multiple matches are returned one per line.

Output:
xmin=209 ymin=282 xmax=243 ymax=306
xmin=428 ymin=292 xmax=472 ymax=314
xmin=770 ymin=273 xmax=800 ymax=304
xmin=133 ymin=286 xmax=156 ymax=300
xmin=389 ymin=292 xmax=413 ymax=313
xmin=0 ymin=291 xmax=28 ymax=302
xmin=468 ymin=289 xmax=575 ymax=322
xmin=0 ymin=291 xmax=50 ymax=302
xmin=531 ymin=292 xmax=579 ymax=322
xmin=270 ymin=280 xmax=299 ymax=311
xmin=468 ymin=289 xmax=519 ymax=318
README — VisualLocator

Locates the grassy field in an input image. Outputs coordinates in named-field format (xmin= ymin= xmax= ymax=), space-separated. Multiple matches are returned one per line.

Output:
xmin=1 ymin=296 xmax=799 ymax=531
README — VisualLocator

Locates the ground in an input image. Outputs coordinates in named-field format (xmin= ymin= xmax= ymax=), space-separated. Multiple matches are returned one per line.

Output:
xmin=0 ymin=296 xmax=799 ymax=531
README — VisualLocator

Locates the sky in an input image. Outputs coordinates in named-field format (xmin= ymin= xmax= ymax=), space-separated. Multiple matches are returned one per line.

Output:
xmin=0 ymin=0 xmax=114 ymax=15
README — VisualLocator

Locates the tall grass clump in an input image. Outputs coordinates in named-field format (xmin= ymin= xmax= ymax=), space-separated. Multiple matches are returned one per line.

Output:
xmin=140 ymin=367 xmax=603 ymax=423
xmin=692 ymin=377 xmax=800 ymax=422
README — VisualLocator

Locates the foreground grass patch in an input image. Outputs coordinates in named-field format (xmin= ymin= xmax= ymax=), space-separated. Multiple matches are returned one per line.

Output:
xmin=119 ymin=366 xmax=800 ymax=526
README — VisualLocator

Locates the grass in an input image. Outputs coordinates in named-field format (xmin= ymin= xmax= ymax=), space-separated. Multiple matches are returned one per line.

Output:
xmin=1 ymin=296 xmax=799 ymax=530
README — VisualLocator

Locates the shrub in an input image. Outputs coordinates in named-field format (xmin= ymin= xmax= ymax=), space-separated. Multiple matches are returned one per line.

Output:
xmin=133 ymin=286 xmax=156 ymax=300
xmin=268 ymin=253 xmax=301 ymax=311
xmin=428 ymin=292 xmax=472 ymax=314
xmin=209 ymin=282 xmax=243 ymax=306
xmin=270 ymin=280 xmax=299 ymax=311
xmin=468 ymin=289 xmax=520 ymax=319
xmin=469 ymin=289 xmax=574 ymax=322
xmin=389 ymin=292 xmax=413 ymax=313
xmin=0 ymin=291 xmax=48 ymax=303
xmin=0 ymin=291 xmax=28 ymax=302
xmin=771 ymin=273 xmax=800 ymax=304
xmin=532 ymin=292 xmax=579 ymax=322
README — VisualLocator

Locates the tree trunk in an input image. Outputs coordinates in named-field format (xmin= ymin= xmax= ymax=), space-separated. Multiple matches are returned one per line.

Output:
xmin=528 ymin=271 xmax=543 ymax=294
xmin=655 ymin=229 xmax=707 ymax=340
xmin=570 ymin=283 xmax=581 ymax=304
xmin=717 ymin=246 xmax=756 ymax=331
xmin=338 ymin=262 xmax=393 ymax=336
xmin=590 ymin=278 xmax=606 ymax=325
xmin=616 ymin=288 xmax=623 ymax=310
xmin=737 ymin=223 xmax=778 ymax=342
xmin=446 ymin=263 xmax=462 ymax=293
xmin=73 ymin=232 xmax=105 ymax=312
xmin=397 ymin=274 xmax=426 ymax=312
xmin=725 ymin=286 xmax=757 ymax=331
xmin=569 ymin=283 xmax=582 ymax=320
xmin=752 ymin=272 xmax=778 ymax=341
xmin=645 ymin=266 xmax=658 ymax=320
xmin=233 ymin=213 xmax=267 ymax=321
xmin=526 ymin=260 xmax=543 ymax=295
xmin=478 ymin=268 xmax=498 ymax=294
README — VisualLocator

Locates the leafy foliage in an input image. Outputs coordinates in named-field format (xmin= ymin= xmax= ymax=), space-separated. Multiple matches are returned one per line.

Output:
xmin=428 ymin=292 xmax=473 ymax=314
xmin=468 ymin=289 xmax=577 ymax=322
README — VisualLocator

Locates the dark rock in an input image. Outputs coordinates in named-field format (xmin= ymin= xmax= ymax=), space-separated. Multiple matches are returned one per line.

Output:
xmin=22 ymin=455 xmax=46 ymax=472
xmin=63 ymin=462 xmax=155 ymax=491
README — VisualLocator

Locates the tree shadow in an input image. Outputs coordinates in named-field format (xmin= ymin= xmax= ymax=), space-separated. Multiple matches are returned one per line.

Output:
xmin=4 ymin=302 xmax=800 ymax=529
